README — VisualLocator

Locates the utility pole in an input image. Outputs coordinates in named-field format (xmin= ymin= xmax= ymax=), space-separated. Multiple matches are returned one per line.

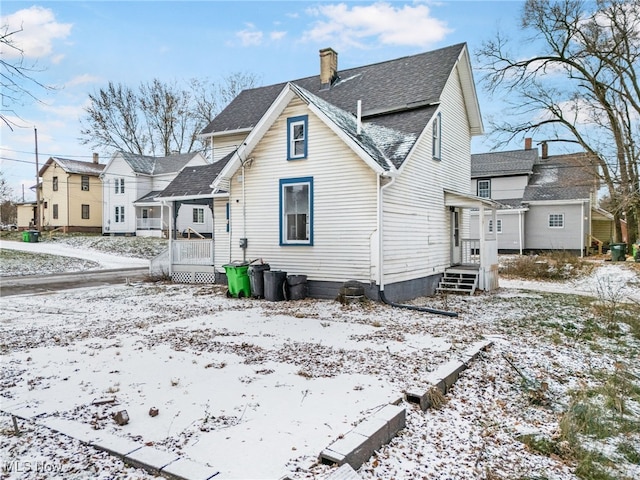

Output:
xmin=34 ymin=127 xmax=41 ymax=231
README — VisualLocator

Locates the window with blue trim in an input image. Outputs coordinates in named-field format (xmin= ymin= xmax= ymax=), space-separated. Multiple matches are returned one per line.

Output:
xmin=287 ymin=115 xmax=308 ymax=160
xmin=280 ymin=177 xmax=313 ymax=245
xmin=432 ymin=112 xmax=441 ymax=160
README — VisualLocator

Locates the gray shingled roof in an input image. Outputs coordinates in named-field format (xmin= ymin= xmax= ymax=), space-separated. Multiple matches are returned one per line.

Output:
xmin=471 ymin=149 xmax=538 ymax=178
xmin=40 ymin=157 xmax=105 ymax=176
xmin=291 ymin=83 xmax=418 ymax=170
xmin=134 ymin=190 xmax=163 ymax=203
xmin=201 ymin=44 xmax=466 ymax=166
xmin=158 ymin=153 xmax=233 ymax=198
xmin=119 ymin=152 xmax=199 ymax=175
xmin=523 ymin=152 xmax=598 ymax=202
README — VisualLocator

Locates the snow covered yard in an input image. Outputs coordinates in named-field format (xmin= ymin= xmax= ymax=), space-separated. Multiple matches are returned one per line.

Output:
xmin=1 ymin=241 xmax=639 ymax=479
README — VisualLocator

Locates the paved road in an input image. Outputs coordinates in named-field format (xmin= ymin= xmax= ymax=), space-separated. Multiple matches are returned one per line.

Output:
xmin=0 ymin=267 xmax=150 ymax=297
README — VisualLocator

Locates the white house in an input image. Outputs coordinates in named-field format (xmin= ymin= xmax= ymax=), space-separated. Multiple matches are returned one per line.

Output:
xmin=470 ymin=140 xmax=614 ymax=255
xmin=161 ymin=44 xmax=498 ymax=300
xmin=100 ymin=151 xmax=207 ymax=237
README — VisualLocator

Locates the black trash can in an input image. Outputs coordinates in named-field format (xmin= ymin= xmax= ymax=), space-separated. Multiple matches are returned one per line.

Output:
xmin=249 ymin=263 xmax=270 ymax=298
xmin=286 ymin=275 xmax=308 ymax=300
xmin=610 ymin=243 xmax=627 ymax=262
xmin=264 ymin=270 xmax=287 ymax=301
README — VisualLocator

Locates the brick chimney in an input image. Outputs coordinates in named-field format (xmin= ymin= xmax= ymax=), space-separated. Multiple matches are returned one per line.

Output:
xmin=541 ymin=141 xmax=549 ymax=159
xmin=524 ymin=137 xmax=532 ymax=150
xmin=92 ymin=152 xmax=99 ymax=164
xmin=319 ymin=47 xmax=338 ymax=89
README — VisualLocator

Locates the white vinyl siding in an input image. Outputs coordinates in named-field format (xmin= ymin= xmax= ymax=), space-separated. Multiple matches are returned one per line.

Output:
xmin=383 ymin=65 xmax=472 ymax=284
xmin=225 ymin=98 xmax=377 ymax=282
xmin=525 ymin=204 xmax=585 ymax=250
xmin=472 ymin=175 xmax=529 ymax=201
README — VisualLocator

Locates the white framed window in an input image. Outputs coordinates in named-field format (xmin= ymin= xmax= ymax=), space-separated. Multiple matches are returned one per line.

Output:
xmin=53 ymin=204 xmax=59 ymax=219
xmin=114 ymin=178 xmax=125 ymax=194
xmin=53 ymin=176 xmax=59 ymax=191
xmin=477 ymin=179 xmax=491 ymax=198
xmin=287 ymin=115 xmax=308 ymax=160
xmin=115 ymin=206 xmax=125 ymax=223
xmin=192 ymin=207 xmax=205 ymax=224
xmin=280 ymin=177 xmax=313 ymax=245
xmin=432 ymin=112 xmax=441 ymax=160
xmin=549 ymin=213 xmax=564 ymax=228
xmin=489 ymin=218 xmax=503 ymax=233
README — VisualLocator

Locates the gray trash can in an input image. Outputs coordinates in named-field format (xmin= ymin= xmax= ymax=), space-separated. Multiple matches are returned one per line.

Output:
xmin=264 ymin=270 xmax=287 ymax=301
xmin=286 ymin=275 xmax=308 ymax=300
xmin=249 ymin=263 xmax=270 ymax=298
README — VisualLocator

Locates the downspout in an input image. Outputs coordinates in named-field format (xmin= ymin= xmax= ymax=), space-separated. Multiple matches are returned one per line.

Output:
xmin=519 ymin=210 xmax=523 ymax=255
xmin=167 ymin=201 xmax=173 ymax=276
xmin=376 ymin=172 xmax=457 ymax=318
xmin=580 ymin=201 xmax=585 ymax=258
xmin=242 ymin=164 xmax=246 ymax=263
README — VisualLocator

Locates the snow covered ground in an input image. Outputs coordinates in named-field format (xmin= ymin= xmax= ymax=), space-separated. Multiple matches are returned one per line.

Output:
xmin=1 ymin=241 xmax=639 ymax=479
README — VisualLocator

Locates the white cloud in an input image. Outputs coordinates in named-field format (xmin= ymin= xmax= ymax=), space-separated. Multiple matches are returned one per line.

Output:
xmin=65 ymin=74 xmax=101 ymax=89
xmin=303 ymin=2 xmax=451 ymax=48
xmin=236 ymin=25 xmax=264 ymax=46
xmin=0 ymin=6 xmax=72 ymax=60
xmin=270 ymin=31 xmax=287 ymax=41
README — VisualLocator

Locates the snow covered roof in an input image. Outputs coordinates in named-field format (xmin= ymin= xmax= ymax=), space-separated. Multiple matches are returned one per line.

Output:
xmin=523 ymin=152 xmax=598 ymax=202
xmin=39 ymin=157 xmax=105 ymax=177
xmin=202 ymin=43 xmax=479 ymax=169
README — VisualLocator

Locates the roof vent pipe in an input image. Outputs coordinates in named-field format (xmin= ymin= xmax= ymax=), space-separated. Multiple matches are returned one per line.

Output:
xmin=356 ymin=100 xmax=362 ymax=135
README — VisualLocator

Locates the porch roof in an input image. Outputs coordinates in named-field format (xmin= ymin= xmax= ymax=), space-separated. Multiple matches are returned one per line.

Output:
xmin=156 ymin=154 xmax=233 ymax=201
xmin=133 ymin=190 xmax=163 ymax=205
xmin=444 ymin=189 xmax=499 ymax=209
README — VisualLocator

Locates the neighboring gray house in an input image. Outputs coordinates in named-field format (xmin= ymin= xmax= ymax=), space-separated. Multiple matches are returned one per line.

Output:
xmin=155 ymin=43 xmax=499 ymax=300
xmin=101 ymin=151 xmax=208 ymax=237
xmin=471 ymin=140 xmax=614 ymax=254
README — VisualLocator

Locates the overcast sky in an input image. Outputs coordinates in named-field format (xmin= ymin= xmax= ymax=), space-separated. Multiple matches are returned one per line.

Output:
xmin=1 ymin=1 xmax=527 ymax=200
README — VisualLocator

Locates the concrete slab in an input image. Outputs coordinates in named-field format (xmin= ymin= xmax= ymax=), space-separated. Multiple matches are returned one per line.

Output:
xmin=90 ymin=432 xmax=142 ymax=458
xmin=352 ymin=416 xmax=388 ymax=450
xmin=124 ymin=446 xmax=180 ymax=474
xmin=433 ymin=359 xmax=467 ymax=391
xmin=160 ymin=458 xmax=219 ymax=480
xmin=39 ymin=417 xmax=102 ymax=444
xmin=324 ymin=463 xmax=361 ymax=479
xmin=372 ymin=403 xmax=405 ymax=437
xmin=320 ymin=431 xmax=368 ymax=465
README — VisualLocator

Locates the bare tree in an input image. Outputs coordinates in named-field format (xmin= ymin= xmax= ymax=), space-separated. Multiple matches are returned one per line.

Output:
xmin=80 ymin=73 xmax=259 ymax=157
xmin=477 ymin=0 xmax=640 ymax=244
xmin=0 ymin=24 xmax=52 ymax=129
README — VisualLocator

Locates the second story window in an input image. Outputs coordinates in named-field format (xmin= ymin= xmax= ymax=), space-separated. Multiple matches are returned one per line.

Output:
xmin=115 ymin=178 xmax=125 ymax=194
xmin=432 ymin=112 xmax=441 ymax=160
xmin=287 ymin=115 xmax=308 ymax=160
xmin=477 ymin=179 xmax=491 ymax=198
xmin=81 ymin=175 xmax=90 ymax=191
xmin=53 ymin=176 xmax=58 ymax=191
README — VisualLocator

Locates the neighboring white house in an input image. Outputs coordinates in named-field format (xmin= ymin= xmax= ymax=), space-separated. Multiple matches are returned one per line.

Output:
xmin=470 ymin=140 xmax=614 ymax=255
xmin=100 ymin=151 xmax=208 ymax=237
xmin=162 ymin=44 xmax=498 ymax=301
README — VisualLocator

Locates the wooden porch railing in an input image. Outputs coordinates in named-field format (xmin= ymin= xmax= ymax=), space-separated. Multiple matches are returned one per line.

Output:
xmin=461 ymin=238 xmax=480 ymax=265
xmin=172 ymin=239 xmax=213 ymax=265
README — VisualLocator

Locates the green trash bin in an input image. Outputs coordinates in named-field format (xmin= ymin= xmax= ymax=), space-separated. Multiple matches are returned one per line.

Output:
xmin=633 ymin=243 xmax=640 ymax=262
xmin=223 ymin=262 xmax=251 ymax=298
xmin=610 ymin=243 xmax=627 ymax=262
xmin=22 ymin=231 xmax=30 ymax=242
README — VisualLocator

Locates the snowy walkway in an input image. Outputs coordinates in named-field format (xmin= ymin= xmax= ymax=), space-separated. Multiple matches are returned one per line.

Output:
xmin=0 ymin=239 xmax=149 ymax=270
